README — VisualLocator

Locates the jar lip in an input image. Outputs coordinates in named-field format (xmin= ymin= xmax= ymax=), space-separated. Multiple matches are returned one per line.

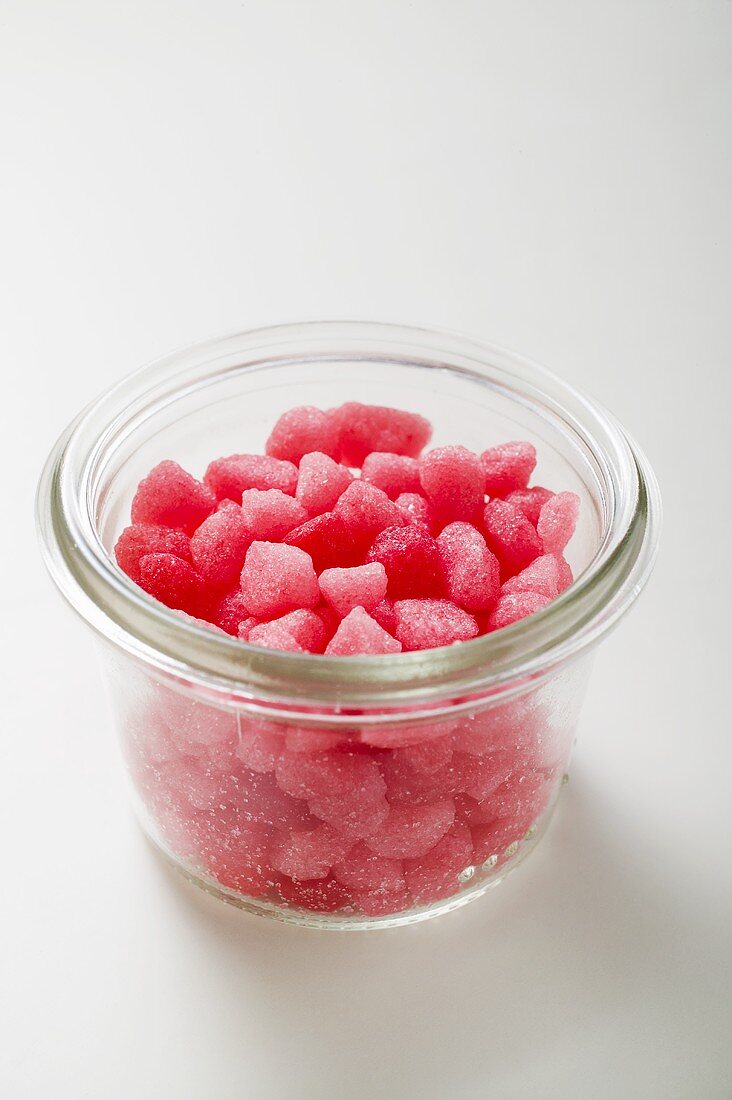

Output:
xmin=36 ymin=320 xmax=661 ymax=712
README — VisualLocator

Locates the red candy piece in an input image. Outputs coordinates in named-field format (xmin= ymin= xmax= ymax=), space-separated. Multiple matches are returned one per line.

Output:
xmin=204 ymin=453 xmax=298 ymax=501
xmin=505 ymin=486 xmax=554 ymax=528
xmin=364 ymin=799 xmax=455 ymax=859
xmin=404 ymin=823 xmax=474 ymax=904
xmin=419 ymin=446 xmax=485 ymax=524
xmin=330 ymin=402 xmax=432 ymax=466
xmin=361 ymin=453 xmax=421 ymax=499
xmin=436 ymin=521 xmax=500 ymax=611
xmin=537 ymin=491 xmax=580 ymax=553
xmin=481 ymin=441 xmax=537 ymax=497
xmin=369 ymin=598 xmax=397 ymax=635
xmin=276 ymin=749 xmax=389 ymax=839
xmin=138 ymin=552 xmax=203 ymax=614
xmin=319 ymin=563 xmax=388 ymax=617
xmin=240 ymin=541 xmax=319 ymax=617
xmin=333 ymin=843 xmax=405 ymax=892
xmin=501 ymin=553 xmax=573 ymax=600
xmin=276 ymin=874 xmax=353 ymax=913
xmin=266 ymin=406 xmax=340 ymax=464
xmin=131 ymin=460 xmax=216 ymax=534
xmin=261 ymin=609 xmax=330 ymax=653
xmin=296 ymin=452 xmax=353 ymax=515
xmin=334 ymin=481 xmax=404 ymax=552
xmin=115 ymin=523 xmax=191 ymax=584
xmin=367 ymin=525 xmax=445 ymax=600
xmin=324 ymin=607 xmax=402 ymax=656
xmin=189 ymin=507 xmax=252 ymax=588
xmin=284 ymin=511 xmax=361 ymax=571
xmin=395 ymin=492 xmax=433 ymax=529
xmin=488 ymin=591 xmax=551 ymax=630
xmin=483 ymin=499 xmax=544 ymax=579
xmin=211 ymin=588 xmax=253 ymax=634
xmin=240 ymin=488 xmax=307 ymax=541
xmin=393 ymin=599 xmax=478 ymax=651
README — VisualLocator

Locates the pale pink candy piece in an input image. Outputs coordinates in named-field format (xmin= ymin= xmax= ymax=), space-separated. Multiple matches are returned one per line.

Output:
xmin=204 ymin=453 xmax=298 ymax=500
xmin=334 ymin=480 xmax=405 ymax=551
xmin=354 ymin=885 xmax=411 ymax=916
xmin=270 ymin=823 xmax=353 ymax=881
xmin=240 ymin=541 xmax=319 ymax=617
xmin=236 ymin=717 xmax=284 ymax=773
xmin=240 ymin=488 xmax=307 ymax=542
xmin=419 ymin=446 xmax=485 ymax=523
xmin=237 ymin=616 xmax=258 ymax=640
xmin=501 ymin=553 xmax=574 ymax=599
xmin=160 ymin=692 xmax=238 ymax=754
xmin=319 ymin=563 xmax=388 ymax=617
xmin=239 ymin=768 xmax=314 ymax=831
xmin=393 ymin=599 xmax=478 ymax=651
xmin=275 ymin=750 xmax=389 ymax=839
xmin=333 ymin=843 xmax=406 ymax=891
xmin=361 ymin=452 xmax=421 ymax=499
xmin=537 ymin=491 xmax=580 ymax=553
xmin=436 ymin=521 xmax=501 ymax=612
xmin=480 ymin=441 xmax=537 ymax=497
xmin=392 ymin=735 xmax=454 ymax=775
xmin=487 ymin=591 xmax=551 ymax=630
xmin=284 ymin=726 xmax=347 ymax=752
xmin=324 ymin=606 xmax=402 ymax=656
xmin=265 ymin=406 xmax=340 ymax=464
xmin=395 ymin=492 xmax=433 ymax=529
xmin=454 ymin=750 xmax=522 ymax=802
xmin=404 ymin=823 xmax=474 ymax=903
xmin=364 ymin=799 xmax=456 ymax=859
xmin=247 ymin=621 xmax=305 ymax=652
xmin=296 ymin=452 xmax=353 ymax=514
xmin=115 ymin=523 xmax=192 ymax=584
xmin=382 ymin=752 xmax=460 ymax=805
xmin=505 ymin=486 xmax=554 ymax=528
xmin=360 ymin=717 xmax=457 ymax=749
xmin=309 ymin=789 xmax=390 ymax=840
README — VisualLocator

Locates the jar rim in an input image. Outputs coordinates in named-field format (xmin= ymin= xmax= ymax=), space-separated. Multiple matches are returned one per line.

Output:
xmin=36 ymin=320 xmax=661 ymax=714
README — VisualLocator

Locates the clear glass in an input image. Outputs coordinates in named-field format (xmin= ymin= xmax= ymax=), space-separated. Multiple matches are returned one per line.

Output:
xmin=36 ymin=321 xmax=660 ymax=928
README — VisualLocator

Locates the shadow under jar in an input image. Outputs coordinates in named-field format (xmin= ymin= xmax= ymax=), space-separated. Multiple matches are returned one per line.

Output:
xmin=37 ymin=321 xmax=660 ymax=929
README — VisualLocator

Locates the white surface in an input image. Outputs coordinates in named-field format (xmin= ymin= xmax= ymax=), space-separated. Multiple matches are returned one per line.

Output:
xmin=2 ymin=2 xmax=731 ymax=1097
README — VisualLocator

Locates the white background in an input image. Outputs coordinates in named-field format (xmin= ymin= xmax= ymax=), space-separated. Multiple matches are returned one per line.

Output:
xmin=2 ymin=2 xmax=731 ymax=1097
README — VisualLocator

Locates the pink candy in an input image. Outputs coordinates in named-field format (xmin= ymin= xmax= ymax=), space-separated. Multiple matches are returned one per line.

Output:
xmin=324 ymin=606 xmax=403 ymax=656
xmin=296 ymin=452 xmax=353 ymax=515
xmin=240 ymin=542 xmax=319 ymax=617
xmin=319 ymin=563 xmax=388 ymax=617
xmin=436 ymin=521 xmax=501 ymax=611
xmin=393 ymin=599 xmax=479 ymax=651
xmin=331 ymin=402 xmax=432 ymax=466
xmin=361 ymin=452 xmax=421 ymax=498
xmin=131 ymin=460 xmax=216 ymax=534
xmin=204 ymin=453 xmax=298 ymax=501
xmin=266 ymin=406 xmax=340 ymax=464
xmin=367 ymin=526 xmax=445 ymax=600
xmin=419 ymin=446 xmax=485 ymax=523
xmin=537 ymin=491 xmax=580 ymax=553
xmin=240 ymin=488 xmax=307 ymax=541
xmin=481 ymin=441 xmax=537 ymax=497
xmin=483 ymin=499 xmax=544 ymax=579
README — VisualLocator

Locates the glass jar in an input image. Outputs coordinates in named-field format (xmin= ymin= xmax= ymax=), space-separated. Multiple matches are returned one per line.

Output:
xmin=36 ymin=321 xmax=660 ymax=928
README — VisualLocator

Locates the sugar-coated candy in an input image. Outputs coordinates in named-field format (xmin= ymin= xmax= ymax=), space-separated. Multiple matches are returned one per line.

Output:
xmin=131 ymin=460 xmax=216 ymax=534
xmin=436 ymin=521 xmax=500 ymax=611
xmin=276 ymin=874 xmax=353 ymax=913
xmin=283 ymin=511 xmax=358 ymax=571
xmin=236 ymin=717 xmax=283 ymax=773
xmin=364 ymin=800 xmax=455 ymax=859
xmin=211 ymin=589 xmax=253 ymax=634
xmin=204 ymin=453 xmax=298 ymax=501
xmin=189 ymin=507 xmax=252 ymax=588
xmin=481 ymin=441 xmax=537 ymax=497
xmin=277 ymin=749 xmax=389 ymax=839
xmin=395 ymin=492 xmax=432 ymax=529
xmin=258 ymin=609 xmax=329 ymax=653
xmin=330 ymin=402 xmax=432 ymax=466
xmin=404 ymin=823 xmax=474 ymax=903
xmin=324 ymin=606 xmax=403 ymax=656
xmin=393 ymin=599 xmax=479 ymax=651
xmin=483 ymin=498 xmax=544 ymax=579
xmin=369 ymin=598 xmax=397 ymax=635
xmin=367 ymin=525 xmax=445 ymax=600
xmin=240 ymin=541 xmax=319 ymax=617
xmin=488 ymin=591 xmax=551 ymax=630
xmin=504 ymin=486 xmax=554 ymax=528
xmin=247 ymin=621 xmax=305 ymax=652
xmin=353 ymin=885 xmax=411 ymax=915
xmin=332 ymin=844 xmax=406 ymax=892
xmin=115 ymin=523 xmax=192 ymax=584
xmin=138 ymin=552 xmax=203 ymax=614
xmin=266 ymin=406 xmax=340 ymax=464
xmin=537 ymin=491 xmax=580 ymax=553
xmin=240 ymin=488 xmax=308 ymax=541
xmin=419 ymin=446 xmax=485 ymax=523
xmin=319 ymin=563 xmax=388 ymax=617
xmin=501 ymin=553 xmax=573 ymax=600
xmin=296 ymin=452 xmax=353 ymax=515
xmin=270 ymin=823 xmax=353 ymax=881
xmin=334 ymin=481 xmax=405 ymax=552
xmin=361 ymin=453 xmax=421 ymax=499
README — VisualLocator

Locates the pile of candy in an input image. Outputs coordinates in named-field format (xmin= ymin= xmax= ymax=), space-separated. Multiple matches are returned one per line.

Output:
xmin=115 ymin=402 xmax=580 ymax=918
xmin=115 ymin=402 xmax=579 ymax=651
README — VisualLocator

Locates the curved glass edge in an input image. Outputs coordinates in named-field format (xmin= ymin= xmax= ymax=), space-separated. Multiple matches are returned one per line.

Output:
xmin=36 ymin=321 xmax=661 ymax=714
